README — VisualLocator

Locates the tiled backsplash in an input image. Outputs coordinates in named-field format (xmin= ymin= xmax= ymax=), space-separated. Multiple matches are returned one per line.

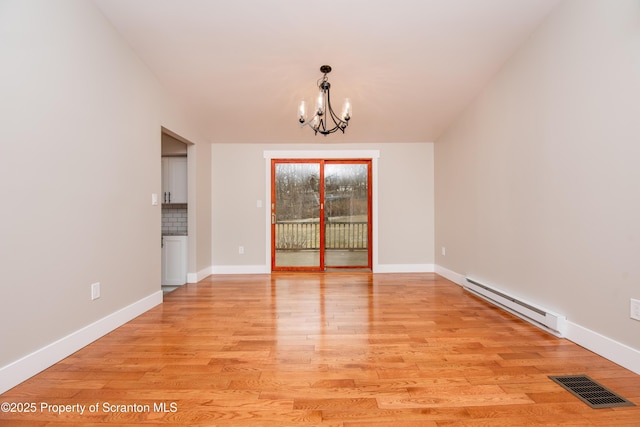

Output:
xmin=162 ymin=204 xmax=188 ymax=235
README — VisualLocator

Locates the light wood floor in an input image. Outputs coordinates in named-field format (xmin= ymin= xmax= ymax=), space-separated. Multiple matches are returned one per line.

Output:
xmin=2 ymin=273 xmax=639 ymax=426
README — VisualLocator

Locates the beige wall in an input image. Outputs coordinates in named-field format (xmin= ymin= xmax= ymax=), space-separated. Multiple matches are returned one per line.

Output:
xmin=435 ymin=0 xmax=640 ymax=350
xmin=0 ymin=0 xmax=208 ymax=368
xmin=211 ymin=143 xmax=434 ymax=270
xmin=192 ymin=141 xmax=212 ymax=275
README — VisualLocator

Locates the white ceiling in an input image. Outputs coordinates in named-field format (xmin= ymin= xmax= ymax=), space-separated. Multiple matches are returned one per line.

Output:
xmin=93 ymin=0 xmax=561 ymax=144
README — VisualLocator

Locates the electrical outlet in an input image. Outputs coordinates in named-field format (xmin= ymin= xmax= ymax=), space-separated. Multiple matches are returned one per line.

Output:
xmin=238 ymin=246 xmax=244 ymax=255
xmin=91 ymin=282 xmax=101 ymax=300
xmin=631 ymin=298 xmax=640 ymax=321
xmin=441 ymin=247 xmax=446 ymax=256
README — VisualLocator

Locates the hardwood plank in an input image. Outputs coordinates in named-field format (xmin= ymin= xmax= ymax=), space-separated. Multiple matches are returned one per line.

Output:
xmin=344 ymin=421 xmax=438 ymax=427
xmin=1 ymin=273 xmax=639 ymax=426
xmin=293 ymin=398 xmax=378 ymax=410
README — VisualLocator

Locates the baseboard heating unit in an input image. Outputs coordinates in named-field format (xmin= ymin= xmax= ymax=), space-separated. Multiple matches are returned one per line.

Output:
xmin=464 ymin=277 xmax=566 ymax=337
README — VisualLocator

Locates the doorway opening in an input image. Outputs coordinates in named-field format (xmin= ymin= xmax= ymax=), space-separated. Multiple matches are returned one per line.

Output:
xmin=161 ymin=130 xmax=189 ymax=293
xmin=271 ymin=159 xmax=372 ymax=271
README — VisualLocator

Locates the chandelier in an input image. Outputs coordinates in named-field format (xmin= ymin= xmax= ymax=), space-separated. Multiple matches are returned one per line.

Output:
xmin=298 ymin=65 xmax=351 ymax=135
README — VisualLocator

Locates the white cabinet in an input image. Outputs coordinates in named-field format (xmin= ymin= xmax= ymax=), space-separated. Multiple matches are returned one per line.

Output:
xmin=162 ymin=235 xmax=187 ymax=286
xmin=162 ymin=157 xmax=187 ymax=204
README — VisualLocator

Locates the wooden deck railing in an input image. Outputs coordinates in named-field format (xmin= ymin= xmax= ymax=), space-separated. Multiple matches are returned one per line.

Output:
xmin=275 ymin=221 xmax=368 ymax=250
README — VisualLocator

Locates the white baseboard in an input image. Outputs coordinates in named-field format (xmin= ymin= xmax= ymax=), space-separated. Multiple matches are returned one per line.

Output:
xmin=565 ymin=321 xmax=640 ymax=375
xmin=187 ymin=266 xmax=213 ymax=283
xmin=434 ymin=264 xmax=466 ymax=286
xmin=0 ymin=291 xmax=163 ymax=394
xmin=211 ymin=265 xmax=270 ymax=275
xmin=374 ymin=264 xmax=434 ymax=273
xmin=207 ymin=264 xmax=436 ymax=275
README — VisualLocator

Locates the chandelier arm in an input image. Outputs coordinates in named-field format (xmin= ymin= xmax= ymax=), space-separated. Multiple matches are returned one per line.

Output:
xmin=323 ymin=88 xmax=348 ymax=134
xmin=299 ymin=113 xmax=323 ymax=135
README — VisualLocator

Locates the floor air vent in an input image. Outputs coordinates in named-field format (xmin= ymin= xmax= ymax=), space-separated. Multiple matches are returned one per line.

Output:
xmin=549 ymin=375 xmax=635 ymax=409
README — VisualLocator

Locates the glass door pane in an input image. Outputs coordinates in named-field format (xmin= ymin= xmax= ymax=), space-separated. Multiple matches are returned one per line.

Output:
xmin=273 ymin=162 xmax=322 ymax=269
xmin=324 ymin=162 xmax=370 ymax=267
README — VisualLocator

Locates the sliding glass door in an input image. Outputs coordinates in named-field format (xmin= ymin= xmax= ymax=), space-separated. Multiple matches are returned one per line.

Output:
xmin=271 ymin=159 xmax=371 ymax=271
xmin=272 ymin=161 xmax=322 ymax=269
xmin=323 ymin=162 xmax=370 ymax=267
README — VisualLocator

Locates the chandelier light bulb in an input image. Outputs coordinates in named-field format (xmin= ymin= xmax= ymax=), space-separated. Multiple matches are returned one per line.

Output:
xmin=298 ymin=100 xmax=306 ymax=123
xmin=342 ymin=98 xmax=351 ymax=121
xmin=316 ymin=92 xmax=324 ymax=116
